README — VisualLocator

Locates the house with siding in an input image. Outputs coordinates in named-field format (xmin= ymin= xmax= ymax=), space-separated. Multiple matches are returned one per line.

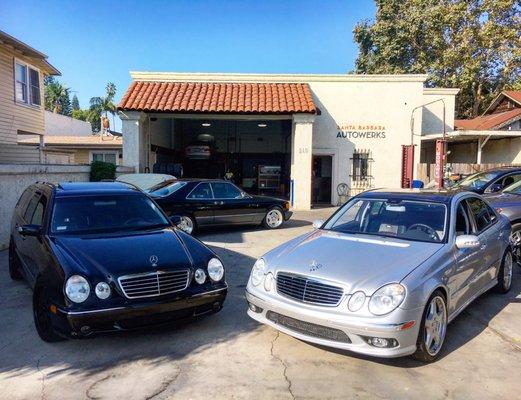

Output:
xmin=0 ymin=30 xmax=60 ymax=163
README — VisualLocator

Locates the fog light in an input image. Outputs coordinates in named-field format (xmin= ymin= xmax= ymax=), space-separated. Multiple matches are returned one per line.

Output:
xmin=95 ymin=282 xmax=111 ymax=299
xmin=365 ymin=336 xmax=398 ymax=348
xmin=248 ymin=302 xmax=263 ymax=313
xmin=195 ymin=268 xmax=206 ymax=284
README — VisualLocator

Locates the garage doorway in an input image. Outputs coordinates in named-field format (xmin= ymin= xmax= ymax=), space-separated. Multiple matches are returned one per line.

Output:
xmin=312 ymin=155 xmax=332 ymax=205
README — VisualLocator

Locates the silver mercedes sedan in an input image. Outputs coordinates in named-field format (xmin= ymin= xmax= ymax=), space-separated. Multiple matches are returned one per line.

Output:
xmin=246 ymin=189 xmax=513 ymax=362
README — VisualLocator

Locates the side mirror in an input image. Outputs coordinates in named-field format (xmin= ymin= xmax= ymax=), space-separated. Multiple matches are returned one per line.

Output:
xmin=488 ymin=183 xmax=503 ymax=193
xmin=17 ymin=224 xmax=41 ymax=237
xmin=312 ymin=219 xmax=324 ymax=229
xmin=455 ymin=234 xmax=480 ymax=250
xmin=170 ymin=215 xmax=181 ymax=225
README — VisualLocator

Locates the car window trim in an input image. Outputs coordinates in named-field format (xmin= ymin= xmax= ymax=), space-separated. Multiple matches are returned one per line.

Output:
xmin=186 ymin=182 xmax=215 ymax=200
xmin=454 ymin=200 xmax=471 ymax=236
xmin=464 ymin=196 xmax=498 ymax=236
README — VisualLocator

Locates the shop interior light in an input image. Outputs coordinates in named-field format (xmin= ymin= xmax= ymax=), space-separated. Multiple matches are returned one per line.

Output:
xmin=201 ymin=122 xmax=211 ymax=127
xmin=257 ymin=123 xmax=267 ymax=128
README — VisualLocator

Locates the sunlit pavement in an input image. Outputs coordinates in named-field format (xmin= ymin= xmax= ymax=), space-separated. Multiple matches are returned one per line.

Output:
xmin=1 ymin=207 xmax=521 ymax=399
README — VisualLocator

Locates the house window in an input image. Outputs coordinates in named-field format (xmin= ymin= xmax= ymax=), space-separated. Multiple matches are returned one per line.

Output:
xmin=91 ymin=152 xmax=117 ymax=164
xmin=351 ymin=150 xmax=370 ymax=181
xmin=15 ymin=60 xmax=41 ymax=106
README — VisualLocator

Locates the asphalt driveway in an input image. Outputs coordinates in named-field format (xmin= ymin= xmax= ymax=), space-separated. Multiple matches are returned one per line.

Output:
xmin=1 ymin=207 xmax=520 ymax=399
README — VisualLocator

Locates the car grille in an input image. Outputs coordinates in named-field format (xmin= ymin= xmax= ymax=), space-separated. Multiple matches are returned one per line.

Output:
xmin=266 ymin=311 xmax=351 ymax=343
xmin=276 ymin=272 xmax=344 ymax=306
xmin=118 ymin=270 xmax=190 ymax=299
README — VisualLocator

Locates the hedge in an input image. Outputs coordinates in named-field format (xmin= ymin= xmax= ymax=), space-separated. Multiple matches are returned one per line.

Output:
xmin=90 ymin=161 xmax=116 ymax=182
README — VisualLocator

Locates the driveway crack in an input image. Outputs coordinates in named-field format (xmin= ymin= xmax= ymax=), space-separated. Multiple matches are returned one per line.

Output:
xmin=36 ymin=356 xmax=46 ymax=400
xmin=144 ymin=366 xmax=182 ymax=400
xmin=270 ymin=331 xmax=296 ymax=400
xmin=85 ymin=374 xmax=112 ymax=400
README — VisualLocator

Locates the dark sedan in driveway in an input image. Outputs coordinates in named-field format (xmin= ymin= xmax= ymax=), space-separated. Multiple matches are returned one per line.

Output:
xmin=451 ymin=167 xmax=521 ymax=194
xmin=8 ymin=181 xmax=227 ymax=342
xmin=148 ymin=179 xmax=292 ymax=234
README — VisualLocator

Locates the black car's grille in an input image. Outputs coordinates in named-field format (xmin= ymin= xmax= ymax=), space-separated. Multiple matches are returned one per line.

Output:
xmin=118 ymin=270 xmax=190 ymax=299
xmin=266 ymin=311 xmax=351 ymax=343
xmin=276 ymin=272 xmax=344 ymax=306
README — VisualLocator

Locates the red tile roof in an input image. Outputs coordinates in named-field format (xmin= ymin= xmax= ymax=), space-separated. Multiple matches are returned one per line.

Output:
xmin=504 ymin=91 xmax=521 ymax=105
xmin=118 ymin=81 xmax=317 ymax=114
xmin=454 ymin=108 xmax=521 ymax=130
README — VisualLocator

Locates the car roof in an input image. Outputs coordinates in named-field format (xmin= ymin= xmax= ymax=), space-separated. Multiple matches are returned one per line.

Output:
xmin=53 ymin=181 xmax=142 ymax=197
xmin=161 ymin=178 xmax=230 ymax=184
xmin=357 ymin=188 xmax=466 ymax=204
xmin=473 ymin=167 xmax=521 ymax=174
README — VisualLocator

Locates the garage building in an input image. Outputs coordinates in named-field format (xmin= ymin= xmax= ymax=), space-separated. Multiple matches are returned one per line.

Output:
xmin=118 ymin=72 xmax=458 ymax=210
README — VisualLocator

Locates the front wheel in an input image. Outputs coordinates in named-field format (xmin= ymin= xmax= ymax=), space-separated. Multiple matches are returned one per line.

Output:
xmin=33 ymin=286 xmax=64 ymax=342
xmin=412 ymin=291 xmax=447 ymax=363
xmin=495 ymin=249 xmax=513 ymax=294
xmin=176 ymin=214 xmax=196 ymax=235
xmin=509 ymin=223 xmax=521 ymax=268
xmin=263 ymin=207 xmax=284 ymax=229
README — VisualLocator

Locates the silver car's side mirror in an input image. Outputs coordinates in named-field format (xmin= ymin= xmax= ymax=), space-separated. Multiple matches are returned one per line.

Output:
xmin=313 ymin=219 xmax=324 ymax=229
xmin=455 ymin=235 xmax=480 ymax=250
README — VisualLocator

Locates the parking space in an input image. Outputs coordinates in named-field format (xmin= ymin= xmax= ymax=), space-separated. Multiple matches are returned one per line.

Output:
xmin=1 ymin=207 xmax=520 ymax=399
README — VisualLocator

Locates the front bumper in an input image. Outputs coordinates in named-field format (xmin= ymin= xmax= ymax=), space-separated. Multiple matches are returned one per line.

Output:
xmin=54 ymin=287 xmax=227 ymax=336
xmin=246 ymin=288 xmax=422 ymax=358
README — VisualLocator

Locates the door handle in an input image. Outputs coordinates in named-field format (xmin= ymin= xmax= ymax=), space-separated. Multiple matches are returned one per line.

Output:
xmin=214 ymin=201 xmax=224 ymax=205
xmin=480 ymin=244 xmax=487 ymax=250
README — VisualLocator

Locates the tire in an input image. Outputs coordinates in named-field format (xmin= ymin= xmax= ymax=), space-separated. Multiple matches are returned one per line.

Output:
xmin=263 ymin=207 xmax=284 ymax=229
xmin=33 ymin=285 xmax=64 ymax=342
xmin=176 ymin=214 xmax=196 ymax=235
xmin=495 ymin=249 xmax=513 ymax=294
xmin=8 ymin=239 xmax=23 ymax=281
xmin=509 ymin=223 xmax=521 ymax=268
xmin=412 ymin=290 xmax=447 ymax=363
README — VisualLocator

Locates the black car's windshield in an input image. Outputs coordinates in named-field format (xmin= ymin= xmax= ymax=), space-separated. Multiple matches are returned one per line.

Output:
xmin=51 ymin=194 xmax=170 ymax=234
xmin=324 ymin=198 xmax=447 ymax=243
xmin=147 ymin=181 xmax=187 ymax=197
xmin=453 ymin=171 xmax=502 ymax=190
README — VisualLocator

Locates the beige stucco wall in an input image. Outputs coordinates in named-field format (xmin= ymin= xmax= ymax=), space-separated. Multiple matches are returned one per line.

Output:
xmin=309 ymin=78 xmax=426 ymax=203
xmin=0 ymin=45 xmax=46 ymax=163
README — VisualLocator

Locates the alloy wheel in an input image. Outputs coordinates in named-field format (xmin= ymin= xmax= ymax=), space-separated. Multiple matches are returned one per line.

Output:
xmin=266 ymin=209 xmax=283 ymax=228
xmin=424 ymin=296 xmax=447 ymax=357
xmin=503 ymin=251 xmax=513 ymax=290
xmin=177 ymin=216 xmax=194 ymax=234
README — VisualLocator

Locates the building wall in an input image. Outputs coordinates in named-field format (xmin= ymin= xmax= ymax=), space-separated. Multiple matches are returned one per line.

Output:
xmin=45 ymin=110 xmax=92 ymax=136
xmin=422 ymin=89 xmax=458 ymax=134
xmin=309 ymin=79 xmax=426 ymax=203
xmin=0 ymin=46 xmax=46 ymax=163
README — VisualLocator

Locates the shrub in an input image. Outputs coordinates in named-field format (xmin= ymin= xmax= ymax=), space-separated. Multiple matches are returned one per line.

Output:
xmin=90 ymin=161 xmax=116 ymax=182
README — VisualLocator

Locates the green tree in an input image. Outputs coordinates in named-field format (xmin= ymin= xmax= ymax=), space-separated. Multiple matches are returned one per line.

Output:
xmin=353 ymin=0 xmax=521 ymax=118
xmin=44 ymin=76 xmax=72 ymax=116
xmin=89 ymin=82 xmax=117 ymax=132
xmin=71 ymin=94 xmax=80 ymax=111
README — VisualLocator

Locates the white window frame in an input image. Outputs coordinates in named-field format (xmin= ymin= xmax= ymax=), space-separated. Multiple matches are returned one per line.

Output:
xmin=89 ymin=150 xmax=119 ymax=164
xmin=14 ymin=58 xmax=41 ymax=107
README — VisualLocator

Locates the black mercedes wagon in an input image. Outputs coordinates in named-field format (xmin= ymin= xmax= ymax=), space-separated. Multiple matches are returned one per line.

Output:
xmin=8 ymin=182 xmax=227 ymax=342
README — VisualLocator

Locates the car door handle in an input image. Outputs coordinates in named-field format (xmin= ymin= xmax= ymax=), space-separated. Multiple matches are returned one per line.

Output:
xmin=480 ymin=244 xmax=487 ymax=250
xmin=214 ymin=201 xmax=224 ymax=205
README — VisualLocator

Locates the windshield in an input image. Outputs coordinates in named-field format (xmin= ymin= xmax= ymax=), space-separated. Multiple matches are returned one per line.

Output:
xmin=51 ymin=194 xmax=170 ymax=234
xmin=324 ymin=198 xmax=447 ymax=243
xmin=453 ymin=171 xmax=502 ymax=190
xmin=148 ymin=181 xmax=187 ymax=196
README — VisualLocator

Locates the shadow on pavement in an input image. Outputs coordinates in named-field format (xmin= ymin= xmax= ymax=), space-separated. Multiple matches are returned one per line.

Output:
xmin=0 ymin=245 xmax=258 ymax=380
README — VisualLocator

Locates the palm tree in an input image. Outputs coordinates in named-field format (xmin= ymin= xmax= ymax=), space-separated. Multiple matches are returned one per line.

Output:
xmin=89 ymin=82 xmax=117 ymax=133
xmin=44 ymin=77 xmax=71 ymax=115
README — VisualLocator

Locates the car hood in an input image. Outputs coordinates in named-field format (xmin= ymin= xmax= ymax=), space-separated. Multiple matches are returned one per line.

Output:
xmin=50 ymin=229 xmax=193 ymax=278
xmin=266 ymin=230 xmax=444 ymax=294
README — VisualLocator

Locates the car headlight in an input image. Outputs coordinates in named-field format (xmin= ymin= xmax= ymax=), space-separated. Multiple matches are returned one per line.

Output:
xmin=368 ymin=284 xmax=406 ymax=315
xmin=207 ymin=258 xmax=224 ymax=282
xmin=95 ymin=282 xmax=111 ymax=299
xmin=65 ymin=275 xmax=90 ymax=303
xmin=250 ymin=258 xmax=266 ymax=286
xmin=348 ymin=291 xmax=366 ymax=312
xmin=195 ymin=268 xmax=206 ymax=284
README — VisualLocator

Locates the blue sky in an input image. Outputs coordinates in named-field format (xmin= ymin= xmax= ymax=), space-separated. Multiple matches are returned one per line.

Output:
xmin=1 ymin=0 xmax=375 ymax=129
